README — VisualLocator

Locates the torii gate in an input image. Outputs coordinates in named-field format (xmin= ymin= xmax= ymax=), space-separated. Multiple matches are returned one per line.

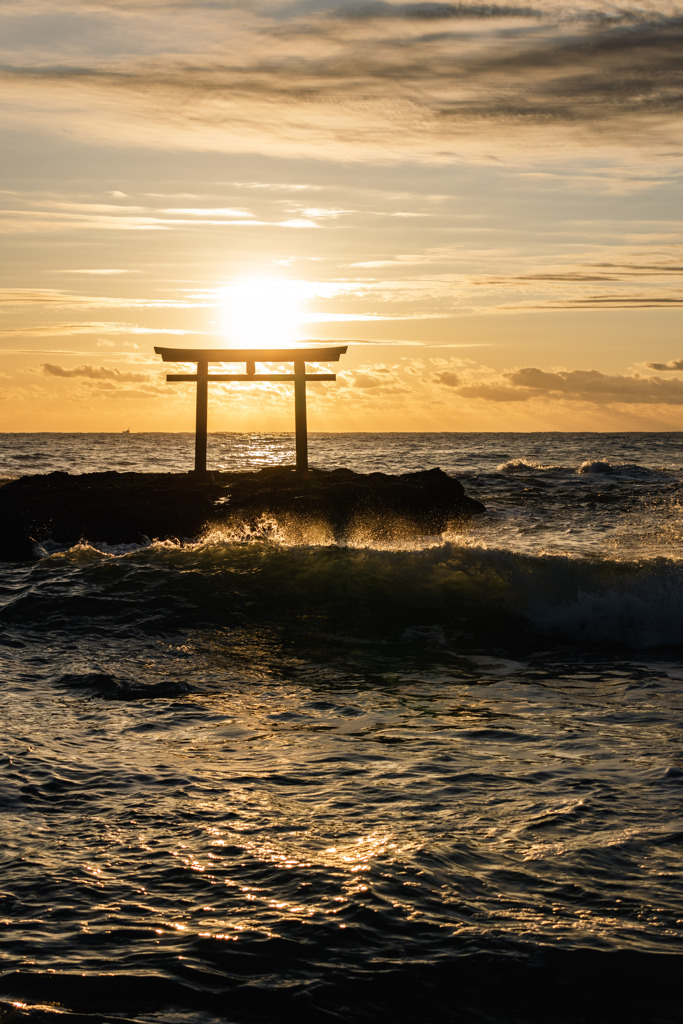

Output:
xmin=155 ymin=345 xmax=347 ymax=475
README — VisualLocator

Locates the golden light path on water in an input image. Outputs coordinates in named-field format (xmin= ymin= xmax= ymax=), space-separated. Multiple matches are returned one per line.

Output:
xmin=1 ymin=432 xmax=682 ymax=1022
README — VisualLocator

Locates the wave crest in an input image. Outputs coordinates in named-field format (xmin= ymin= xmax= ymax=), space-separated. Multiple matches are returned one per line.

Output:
xmin=25 ymin=537 xmax=683 ymax=650
xmin=497 ymin=459 xmax=562 ymax=473
xmin=577 ymin=460 xmax=662 ymax=479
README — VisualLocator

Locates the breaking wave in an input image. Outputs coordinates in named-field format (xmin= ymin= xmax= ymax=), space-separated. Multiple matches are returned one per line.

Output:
xmin=497 ymin=459 xmax=564 ymax=473
xmin=577 ymin=460 xmax=664 ymax=479
xmin=11 ymin=535 xmax=683 ymax=651
xmin=497 ymin=458 xmax=671 ymax=480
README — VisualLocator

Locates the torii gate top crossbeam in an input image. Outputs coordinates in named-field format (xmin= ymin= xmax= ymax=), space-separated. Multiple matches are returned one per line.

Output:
xmin=154 ymin=345 xmax=348 ymax=475
xmin=155 ymin=346 xmax=347 ymax=364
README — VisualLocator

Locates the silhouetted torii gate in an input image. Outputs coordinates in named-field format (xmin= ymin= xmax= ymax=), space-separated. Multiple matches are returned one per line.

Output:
xmin=155 ymin=346 xmax=347 ymax=475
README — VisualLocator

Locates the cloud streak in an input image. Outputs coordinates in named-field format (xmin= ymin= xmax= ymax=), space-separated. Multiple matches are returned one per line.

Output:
xmin=41 ymin=362 xmax=149 ymax=382
xmin=0 ymin=289 xmax=210 ymax=310
xmin=0 ymin=322 xmax=196 ymax=336
xmin=2 ymin=2 xmax=682 ymax=161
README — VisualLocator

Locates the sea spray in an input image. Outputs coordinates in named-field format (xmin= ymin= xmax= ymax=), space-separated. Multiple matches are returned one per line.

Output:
xmin=14 ymin=533 xmax=683 ymax=649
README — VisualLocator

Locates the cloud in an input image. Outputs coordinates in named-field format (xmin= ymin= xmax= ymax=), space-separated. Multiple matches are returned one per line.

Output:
xmin=41 ymin=363 xmax=149 ymax=382
xmin=455 ymin=366 xmax=683 ymax=404
xmin=466 ymin=247 xmax=683 ymax=311
xmin=2 ymin=2 xmax=682 ymax=161
xmin=0 ymin=194 xmax=348 ymax=234
xmin=278 ymin=218 xmax=320 ymax=228
xmin=507 ymin=295 xmax=683 ymax=310
xmin=434 ymin=370 xmax=460 ymax=386
xmin=162 ymin=207 xmax=253 ymax=218
xmin=338 ymin=364 xmax=407 ymax=390
xmin=480 ymin=264 xmax=683 ymax=285
xmin=54 ymin=268 xmax=134 ymax=275
xmin=0 ymin=321 xmax=197 ymax=336
xmin=0 ymin=288 xmax=210 ymax=310
xmin=646 ymin=358 xmax=683 ymax=371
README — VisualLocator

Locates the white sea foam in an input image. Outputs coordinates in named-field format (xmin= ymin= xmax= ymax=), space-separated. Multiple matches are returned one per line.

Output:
xmin=29 ymin=532 xmax=683 ymax=649
xmin=497 ymin=459 xmax=563 ymax=473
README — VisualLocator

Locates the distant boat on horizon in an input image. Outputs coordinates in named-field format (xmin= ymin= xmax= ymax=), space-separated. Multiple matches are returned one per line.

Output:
xmin=122 ymin=428 xmax=130 ymax=434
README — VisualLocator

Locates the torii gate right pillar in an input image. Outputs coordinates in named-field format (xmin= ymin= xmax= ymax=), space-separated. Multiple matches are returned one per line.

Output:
xmin=294 ymin=358 xmax=308 ymax=474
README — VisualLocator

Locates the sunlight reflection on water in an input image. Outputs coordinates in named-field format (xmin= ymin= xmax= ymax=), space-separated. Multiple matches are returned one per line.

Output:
xmin=1 ymin=431 xmax=682 ymax=1022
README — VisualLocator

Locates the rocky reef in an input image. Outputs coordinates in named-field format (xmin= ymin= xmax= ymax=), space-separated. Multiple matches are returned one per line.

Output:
xmin=0 ymin=466 xmax=485 ymax=560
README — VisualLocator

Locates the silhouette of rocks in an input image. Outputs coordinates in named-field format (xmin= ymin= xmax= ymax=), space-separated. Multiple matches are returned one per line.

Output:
xmin=0 ymin=466 xmax=485 ymax=560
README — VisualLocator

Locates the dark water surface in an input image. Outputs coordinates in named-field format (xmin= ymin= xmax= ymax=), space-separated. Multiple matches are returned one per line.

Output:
xmin=1 ymin=433 xmax=682 ymax=1022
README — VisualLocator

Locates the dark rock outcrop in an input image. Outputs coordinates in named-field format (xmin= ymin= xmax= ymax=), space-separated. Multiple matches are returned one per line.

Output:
xmin=0 ymin=466 xmax=485 ymax=560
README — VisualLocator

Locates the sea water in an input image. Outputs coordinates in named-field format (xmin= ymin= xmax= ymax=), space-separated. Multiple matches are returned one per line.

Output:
xmin=0 ymin=433 xmax=681 ymax=1022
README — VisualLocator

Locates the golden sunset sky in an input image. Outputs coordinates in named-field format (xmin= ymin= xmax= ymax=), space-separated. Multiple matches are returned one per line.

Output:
xmin=1 ymin=0 xmax=682 ymax=432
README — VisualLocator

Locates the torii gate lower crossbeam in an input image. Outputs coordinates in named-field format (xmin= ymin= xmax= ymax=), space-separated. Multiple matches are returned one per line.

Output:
xmin=155 ymin=346 xmax=347 ymax=475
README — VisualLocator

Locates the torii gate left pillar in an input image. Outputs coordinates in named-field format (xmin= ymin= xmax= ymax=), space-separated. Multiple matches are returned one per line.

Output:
xmin=155 ymin=346 xmax=348 ymax=475
xmin=195 ymin=357 xmax=209 ymax=475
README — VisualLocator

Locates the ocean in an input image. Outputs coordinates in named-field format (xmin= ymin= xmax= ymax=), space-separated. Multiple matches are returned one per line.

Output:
xmin=0 ymin=432 xmax=681 ymax=1023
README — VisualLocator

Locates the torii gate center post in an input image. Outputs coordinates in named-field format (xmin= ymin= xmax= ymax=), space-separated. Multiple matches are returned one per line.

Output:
xmin=155 ymin=346 xmax=348 ymax=475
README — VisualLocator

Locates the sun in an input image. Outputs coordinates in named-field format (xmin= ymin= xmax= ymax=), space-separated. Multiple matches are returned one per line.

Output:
xmin=217 ymin=276 xmax=305 ymax=348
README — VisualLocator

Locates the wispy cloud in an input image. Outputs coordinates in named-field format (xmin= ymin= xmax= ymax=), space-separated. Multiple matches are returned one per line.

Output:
xmin=0 ymin=194 xmax=349 ymax=234
xmin=465 ymin=246 xmax=683 ymax=311
xmin=0 ymin=288 xmax=210 ymax=309
xmin=506 ymin=294 xmax=683 ymax=310
xmin=0 ymin=321 xmax=197 ymax=336
xmin=41 ymin=362 xmax=150 ymax=382
xmin=54 ymin=268 xmax=134 ymax=275
xmin=2 ymin=2 xmax=682 ymax=161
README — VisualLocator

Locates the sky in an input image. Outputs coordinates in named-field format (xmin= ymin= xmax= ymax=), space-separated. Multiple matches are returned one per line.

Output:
xmin=1 ymin=0 xmax=682 ymax=432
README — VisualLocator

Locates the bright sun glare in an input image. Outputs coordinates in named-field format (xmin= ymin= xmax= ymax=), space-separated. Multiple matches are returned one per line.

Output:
xmin=217 ymin=277 xmax=305 ymax=348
